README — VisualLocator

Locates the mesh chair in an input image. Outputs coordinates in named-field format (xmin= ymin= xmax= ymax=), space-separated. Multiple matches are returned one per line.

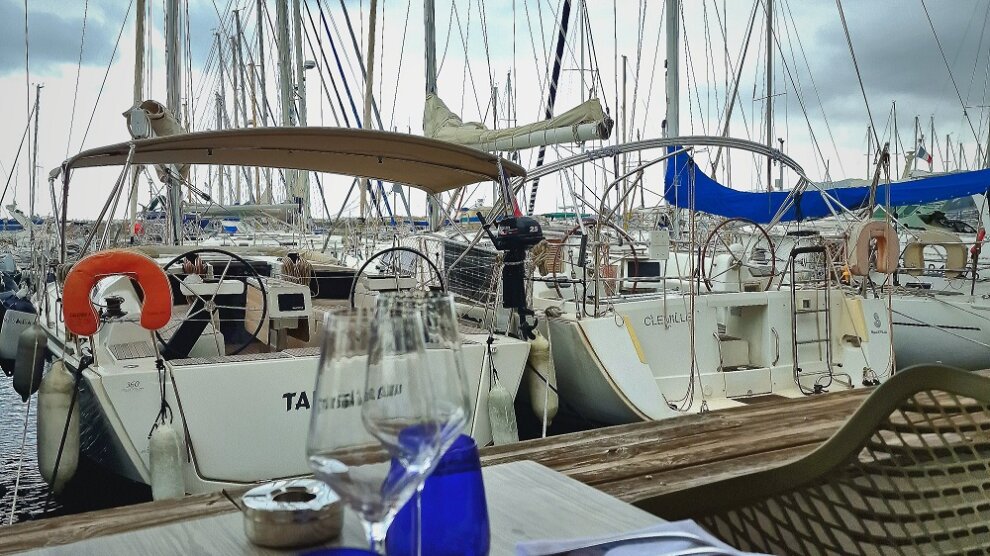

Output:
xmin=636 ymin=365 xmax=990 ymax=555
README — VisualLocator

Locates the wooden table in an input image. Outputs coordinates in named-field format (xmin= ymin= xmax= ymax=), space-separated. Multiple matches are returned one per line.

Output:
xmin=1 ymin=384 xmax=881 ymax=555
xmin=19 ymin=461 xmax=662 ymax=555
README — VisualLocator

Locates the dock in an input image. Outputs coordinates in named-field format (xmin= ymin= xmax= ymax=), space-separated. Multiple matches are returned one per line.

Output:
xmin=0 ymin=385 xmax=872 ymax=554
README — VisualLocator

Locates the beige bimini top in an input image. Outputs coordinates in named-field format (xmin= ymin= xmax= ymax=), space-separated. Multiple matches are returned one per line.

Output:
xmin=61 ymin=127 xmax=525 ymax=194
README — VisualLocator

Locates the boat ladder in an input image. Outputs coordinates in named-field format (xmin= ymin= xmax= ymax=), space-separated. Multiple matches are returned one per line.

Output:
xmin=788 ymin=245 xmax=834 ymax=394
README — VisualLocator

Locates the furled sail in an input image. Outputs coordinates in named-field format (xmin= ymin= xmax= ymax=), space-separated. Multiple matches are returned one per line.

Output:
xmin=664 ymin=150 xmax=990 ymax=223
xmin=122 ymin=99 xmax=189 ymax=180
xmin=424 ymin=93 xmax=613 ymax=152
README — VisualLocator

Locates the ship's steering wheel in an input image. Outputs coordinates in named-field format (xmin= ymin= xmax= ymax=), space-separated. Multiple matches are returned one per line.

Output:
xmin=158 ymin=248 xmax=268 ymax=359
xmin=698 ymin=217 xmax=777 ymax=292
xmin=348 ymin=246 xmax=446 ymax=308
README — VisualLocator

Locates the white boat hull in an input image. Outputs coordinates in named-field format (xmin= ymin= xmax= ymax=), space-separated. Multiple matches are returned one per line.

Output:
xmin=543 ymin=290 xmax=894 ymax=426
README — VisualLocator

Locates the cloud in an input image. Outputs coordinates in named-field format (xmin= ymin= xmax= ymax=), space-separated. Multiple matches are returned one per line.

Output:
xmin=789 ymin=0 xmax=990 ymax=128
xmin=0 ymin=0 xmax=121 ymax=76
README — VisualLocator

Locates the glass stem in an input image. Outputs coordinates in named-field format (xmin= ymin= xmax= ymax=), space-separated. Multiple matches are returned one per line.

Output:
xmin=361 ymin=518 xmax=388 ymax=555
xmin=414 ymin=483 xmax=425 ymax=556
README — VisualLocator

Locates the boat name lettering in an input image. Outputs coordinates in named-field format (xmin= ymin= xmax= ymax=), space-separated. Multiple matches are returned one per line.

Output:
xmin=643 ymin=312 xmax=690 ymax=327
xmin=287 ymin=383 xmax=404 ymax=412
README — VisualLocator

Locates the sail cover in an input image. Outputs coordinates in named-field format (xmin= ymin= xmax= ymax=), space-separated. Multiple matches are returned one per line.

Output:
xmin=424 ymin=94 xmax=612 ymax=152
xmin=664 ymin=150 xmax=990 ymax=223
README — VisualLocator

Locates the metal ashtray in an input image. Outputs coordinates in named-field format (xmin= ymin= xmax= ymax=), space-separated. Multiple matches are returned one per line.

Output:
xmin=242 ymin=478 xmax=343 ymax=548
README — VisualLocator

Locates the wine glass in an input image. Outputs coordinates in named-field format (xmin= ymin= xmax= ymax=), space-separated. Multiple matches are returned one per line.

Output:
xmin=307 ymin=307 xmax=442 ymax=554
xmin=379 ymin=292 xmax=472 ymax=556
xmin=380 ymin=291 xmax=472 ymax=448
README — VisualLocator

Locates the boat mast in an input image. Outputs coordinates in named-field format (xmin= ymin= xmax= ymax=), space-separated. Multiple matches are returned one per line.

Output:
xmin=664 ymin=0 xmax=679 ymax=238
xmin=893 ymin=100 xmax=898 ymax=179
xmin=257 ymin=0 xmax=272 ymax=202
xmin=765 ymin=0 xmax=773 ymax=192
xmin=129 ymin=0 xmax=145 ymax=235
xmin=866 ymin=125 xmax=872 ymax=178
xmin=234 ymin=10 xmax=252 ymax=202
xmin=276 ymin=0 xmax=296 ymax=206
xmin=165 ymin=0 xmax=183 ymax=244
xmin=913 ymin=115 xmax=919 ymax=173
xmin=424 ymin=0 xmax=441 ymax=229
xmin=929 ymin=116 xmax=935 ymax=171
xmin=362 ymin=0 xmax=378 ymax=225
xmin=215 ymin=31 xmax=226 ymax=206
xmin=30 ymin=84 xmax=41 ymax=223
xmin=230 ymin=26 xmax=241 ymax=205
xmin=292 ymin=0 xmax=310 ymax=220
xmin=984 ymin=113 xmax=990 ymax=169
xmin=664 ymin=0 xmax=679 ymax=138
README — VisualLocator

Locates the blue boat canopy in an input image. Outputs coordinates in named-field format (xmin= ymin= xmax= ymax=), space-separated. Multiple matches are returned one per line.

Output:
xmin=664 ymin=150 xmax=990 ymax=224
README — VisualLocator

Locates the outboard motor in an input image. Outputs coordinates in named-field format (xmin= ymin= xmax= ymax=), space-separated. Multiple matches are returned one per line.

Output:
xmin=478 ymin=212 xmax=544 ymax=340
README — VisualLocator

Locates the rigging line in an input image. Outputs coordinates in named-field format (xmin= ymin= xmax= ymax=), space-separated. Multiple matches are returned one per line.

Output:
xmin=336 ymin=0 xmax=385 ymax=128
xmin=579 ymin=0 xmax=607 ymax=111
xmin=535 ymin=0 xmax=549 ymax=84
xmin=920 ymin=0 xmax=981 ymax=144
xmin=765 ymin=0 xmax=831 ymax=179
xmin=680 ymin=4 xmax=710 ymax=137
xmin=78 ymin=0 xmax=134 ymax=150
xmin=308 ymin=1 xmax=350 ymax=125
xmin=325 ymin=0 xmax=365 ymax=103
xmin=388 ymin=0 xmax=413 ymax=129
xmin=627 ymin=0 xmax=647 ymax=139
xmin=834 ymin=0 xmax=880 ymax=151
xmin=183 ymin=0 xmax=195 ymax=129
xmin=65 ymin=0 xmax=90 ymax=158
xmin=522 ymin=0 xmax=549 ymax=95
xmin=781 ymin=0 xmax=846 ymax=178
xmin=330 ymin=0 xmax=397 ymax=224
xmin=613 ymin=0 xmax=618 ymax=141
xmin=309 ymin=12 xmax=386 ymax=222
xmin=300 ymin=3 xmax=342 ymax=125
xmin=638 ymin=2 xmax=664 ymax=135
xmin=477 ymin=0 xmax=495 ymax=97
xmin=191 ymin=3 xmax=238 ymax=123
xmin=0 ymin=103 xmax=37 ymax=209
xmin=22 ymin=0 xmax=29 ymax=207
xmin=528 ymin=0 xmax=572 ymax=215
xmin=436 ymin=0 xmax=456 ymax=74
xmin=450 ymin=0 xmax=487 ymax=121
xmin=962 ymin=0 xmax=990 ymax=103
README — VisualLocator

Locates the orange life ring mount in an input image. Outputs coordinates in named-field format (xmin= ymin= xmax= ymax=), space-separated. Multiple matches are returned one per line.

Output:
xmin=62 ymin=250 xmax=173 ymax=336
xmin=846 ymin=221 xmax=899 ymax=276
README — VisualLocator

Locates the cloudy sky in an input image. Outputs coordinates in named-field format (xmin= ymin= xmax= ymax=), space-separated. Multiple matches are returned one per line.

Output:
xmin=1 ymin=0 xmax=988 ymax=220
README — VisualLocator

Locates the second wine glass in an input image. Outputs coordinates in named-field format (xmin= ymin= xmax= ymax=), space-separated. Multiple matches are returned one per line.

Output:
xmin=307 ymin=307 xmax=442 ymax=554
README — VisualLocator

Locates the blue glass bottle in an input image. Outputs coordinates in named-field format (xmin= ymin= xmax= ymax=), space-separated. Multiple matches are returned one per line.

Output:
xmin=387 ymin=434 xmax=490 ymax=556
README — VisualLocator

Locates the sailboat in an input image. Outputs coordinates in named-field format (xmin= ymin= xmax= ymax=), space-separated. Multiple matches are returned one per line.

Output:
xmin=26 ymin=0 xmax=535 ymax=497
xmin=37 ymin=127 xmax=532 ymax=495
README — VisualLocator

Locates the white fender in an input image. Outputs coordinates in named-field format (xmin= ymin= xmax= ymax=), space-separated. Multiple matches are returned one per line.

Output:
xmin=525 ymin=331 xmax=558 ymax=430
xmin=149 ymin=423 xmax=185 ymax=500
xmin=37 ymin=360 xmax=78 ymax=493
xmin=13 ymin=323 xmax=47 ymax=401
xmin=487 ymin=371 xmax=519 ymax=446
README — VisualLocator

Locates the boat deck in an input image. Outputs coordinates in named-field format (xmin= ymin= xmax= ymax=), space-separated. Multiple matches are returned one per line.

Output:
xmin=0 ymin=380 xmax=894 ymax=554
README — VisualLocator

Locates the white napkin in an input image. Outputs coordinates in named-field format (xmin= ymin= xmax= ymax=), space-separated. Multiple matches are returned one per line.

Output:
xmin=515 ymin=519 xmax=770 ymax=556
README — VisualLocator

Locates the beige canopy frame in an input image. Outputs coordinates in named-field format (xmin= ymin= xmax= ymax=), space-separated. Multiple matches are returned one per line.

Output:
xmin=60 ymin=127 xmax=526 ymax=194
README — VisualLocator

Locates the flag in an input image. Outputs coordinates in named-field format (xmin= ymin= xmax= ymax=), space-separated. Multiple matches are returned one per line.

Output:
xmin=916 ymin=143 xmax=933 ymax=164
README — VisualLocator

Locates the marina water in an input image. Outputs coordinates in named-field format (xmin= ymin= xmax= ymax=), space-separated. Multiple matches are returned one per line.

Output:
xmin=0 ymin=365 xmax=150 ymax=525
xmin=0 ymin=368 xmax=57 ymax=524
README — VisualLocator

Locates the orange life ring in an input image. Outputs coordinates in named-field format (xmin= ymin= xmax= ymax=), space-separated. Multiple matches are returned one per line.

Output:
xmin=62 ymin=250 xmax=173 ymax=336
